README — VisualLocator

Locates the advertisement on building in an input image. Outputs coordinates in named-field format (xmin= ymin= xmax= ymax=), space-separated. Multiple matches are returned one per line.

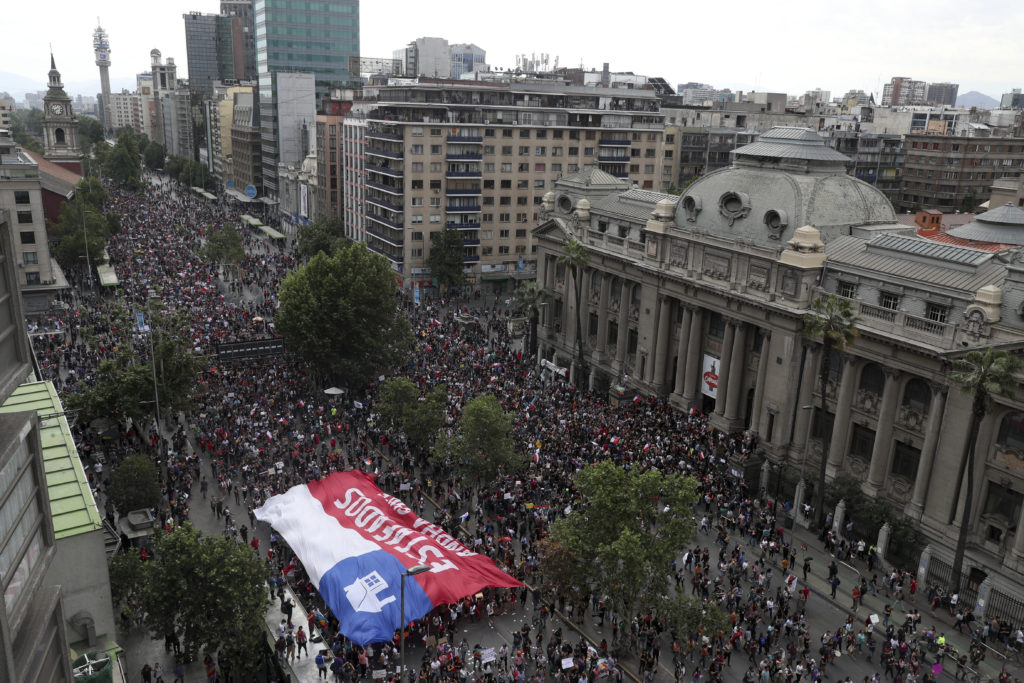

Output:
xmin=701 ymin=354 xmax=719 ymax=399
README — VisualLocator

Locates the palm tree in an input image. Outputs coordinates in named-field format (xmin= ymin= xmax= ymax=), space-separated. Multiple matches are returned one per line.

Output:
xmin=948 ymin=348 xmax=1021 ymax=592
xmin=514 ymin=280 xmax=545 ymax=359
xmin=557 ymin=238 xmax=590 ymax=384
xmin=803 ymin=294 xmax=859 ymax=529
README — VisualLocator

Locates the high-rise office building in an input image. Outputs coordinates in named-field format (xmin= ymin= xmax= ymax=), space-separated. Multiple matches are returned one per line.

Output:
xmin=255 ymin=0 xmax=359 ymax=198
xmin=92 ymin=21 xmax=112 ymax=135
xmin=881 ymin=76 xmax=927 ymax=106
xmin=183 ymin=12 xmax=236 ymax=96
xmin=220 ymin=0 xmax=257 ymax=81
xmin=449 ymin=43 xmax=486 ymax=79
xmin=926 ymin=82 xmax=959 ymax=107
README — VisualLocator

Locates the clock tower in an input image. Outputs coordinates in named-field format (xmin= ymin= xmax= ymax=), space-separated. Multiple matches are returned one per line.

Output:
xmin=42 ymin=54 xmax=83 ymax=175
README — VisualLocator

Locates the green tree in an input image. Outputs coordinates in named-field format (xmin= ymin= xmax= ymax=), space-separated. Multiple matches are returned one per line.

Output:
xmin=432 ymin=394 xmax=524 ymax=484
xmin=136 ymin=524 xmax=268 ymax=666
xmin=144 ymin=142 xmax=166 ymax=170
xmin=48 ymin=198 xmax=113 ymax=274
xmin=78 ymin=116 xmax=105 ymax=146
xmin=377 ymin=377 xmax=448 ymax=454
xmin=202 ymin=223 xmax=245 ymax=280
xmin=948 ymin=348 xmax=1022 ymax=591
xmin=427 ymin=228 xmax=465 ymax=295
xmin=547 ymin=460 xmax=699 ymax=619
xmin=106 ymin=454 xmax=162 ymax=514
xmin=297 ymin=216 xmax=349 ymax=259
xmin=165 ymin=155 xmax=186 ymax=182
xmin=557 ymin=238 xmax=590 ymax=382
xmin=514 ymin=280 xmax=545 ymax=359
xmin=276 ymin=243 xmax=412 ymax=385
xmin=803 ymin=294 xmax=859 ymax=529
xmin=75 ymin=176 xmax=109 ymax=210
xmin=103 ymin=143 xmax=141 ymax=187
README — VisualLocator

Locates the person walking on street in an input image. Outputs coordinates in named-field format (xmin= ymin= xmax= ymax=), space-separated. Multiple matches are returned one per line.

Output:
xmin=296 ymin=625 xmax=308 ymax=658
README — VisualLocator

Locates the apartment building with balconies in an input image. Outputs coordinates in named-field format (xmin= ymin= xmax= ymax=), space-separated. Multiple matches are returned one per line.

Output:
xmin=356 ymin=79 xmax=665 ymax=292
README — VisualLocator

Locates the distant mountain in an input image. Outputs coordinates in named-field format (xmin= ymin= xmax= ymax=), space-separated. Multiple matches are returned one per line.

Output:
xmin=0 ymin=72 xmax=137 ymax=100
xmin=956 ymin=91 xmax=999 ymax=110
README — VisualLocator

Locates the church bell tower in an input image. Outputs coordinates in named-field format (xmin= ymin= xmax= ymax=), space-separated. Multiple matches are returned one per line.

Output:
xmin=42 ymin=54 xmax=84 ymax=174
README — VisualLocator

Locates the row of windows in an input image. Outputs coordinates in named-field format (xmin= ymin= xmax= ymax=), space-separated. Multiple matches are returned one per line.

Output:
xmin=836 ymin=281 xmax=949 ymax=322
xmin=410 ymin=228 xmax=529 ymax=241
xmin=407 ymin=143 xmax=657 ymax=159
xmin=407 ymin=127 xmax=659 ymax=142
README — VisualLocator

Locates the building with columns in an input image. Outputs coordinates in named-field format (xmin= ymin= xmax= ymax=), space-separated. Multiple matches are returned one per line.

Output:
xmin=534 ymin=127 xmax=1024 ymax=617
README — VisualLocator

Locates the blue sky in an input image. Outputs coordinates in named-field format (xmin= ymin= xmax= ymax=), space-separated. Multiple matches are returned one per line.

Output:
xmin=3 ymin=0 xmax=1023 ymax=101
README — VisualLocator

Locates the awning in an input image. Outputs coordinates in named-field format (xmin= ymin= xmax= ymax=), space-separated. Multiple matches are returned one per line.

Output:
xmin=482 ymin=273 xmax=512 ymax=281
xmin=96 ymin=264 xmax=119 ymax=287
xmin=259 ymin=225 xmax=286 ymax=240
xmin=240 ymin=214 xmax=263 ymax=227
xmin=226 ymin=188 xmax=257 ymax=202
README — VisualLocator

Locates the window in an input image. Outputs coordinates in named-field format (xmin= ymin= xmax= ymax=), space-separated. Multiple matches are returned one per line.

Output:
xmin=486 ymin=129 xmax=496 ymax=137
xmin=553 ymin=130 xmax=564 ymax=139
xmin=645 ymin=149 xmax=656 ymax=158
xmin=14 ymin=191 xmax=30 ymax=204
xmin=534 ymin=179 xmax=545 ymax=188
xmin=498 ymin=245 xmax=510 ymax=254
xmin=859 ymin=364 xmax=885 ymax=395
xmin=926 ymin=303 xmax=948 ymax=323
xmin=411 ymin=231 xmax=424 ymax=241
xmin=551 ymin=147 xmax=563 ymax=157
xmin=429 ymin=180 xmax=442 ymax=190
xmin=499 ymin=214 xmax=510 ymax=223
xmin=430 ymin=128 xmax=442 ymax=136
xmin=518 ymin=163 xmax=529 ymax=172
xmin=411 ymin=248 xmax=423 ymax=258
xmin=502 ymin=179 xmax=514 ymax=190
xmin=481 ymin=230 xmax=494 ymax=239
xmin=837 ymin=281 xmax=858 ymax=298
xmin=502 ymin=129 xmax=513 ymax=138
xmin=430 ymin=197 xmax=441 ymax=207
xmin=879 ymin=291 xmax=900 ymax=310
xmin=484 ymin=163 xmax=495 ymax=172
xmin=515 ymin=228 xmax=527 ymax=238
xmin=501 ymin=163 xmax=512 ymax=172
xmin=430 ymin=145 xmax=442 ymax=154
xmin=551 ymin=164 xmax=562 ymax=173
xmin=811 ymin=408 xmax=835 ymax=441
xmin=481 ymin=215 xmax=493 ymax=224
xmin=568 ymin=164 xmax=579 ymax=172
xmin=483 ymin=145 xmax=495 ymax=154
xmin=499 ymin=229 xmax=510 ymax=238
xmin=535 ymin=146 xmax=546 ymax=156
xmin=19 ymin=231 xmax=35 ymax=245
xmin=998 ymin=412 xmax=1024 ymax=451
xmin=501 ymin=146 xmax=513 ymax=155
xmin=644 ymin=164 xmax=655 ymax=173
xmin=430 ymin=215 xmax=441 ymax=223
xmin=411 ymin=180 xmax=424 ymax=190
xmin=584 ymin=147 xmax=594 ymax=156
xmin=430 ymin=162 xmax=442 ymax=173
xmin=25 ymin=272 xmax=40 ymax=285
xmin=891 ymin=441 xmax=921 ymax=480
xmin=482 ymin=246 xmax=493 ymax=255
xmin=411 ymin=215 xmax=423 ymax=223
xmin=707 ymin=312 xmax=725 ymax=339
xmin=519 ymin=129 xmax=530 ymax=138
xmin=411 ymin=127 xmax=423 ymax=136
xmin=411 ymin=197 xmax=423 ymax=206
xmin=484 ymin=180 xmax=495 ymax=189
xmin=535 ymin=163 xmax=545 ymax=172
xmin=517 ymin=197 xmax=527 ymax=205
xmin=22 ymin=251 xmax=37 ymax=265
xmin=411 ymin=162 xmax=424 ymax=172
xmin=483 ymin=197 xmax=494 ymax=205
xmin=568 ymin=147 xmax=579 ymax=156
xmin=850 ymin=424 xmax=875 ymax=459
xmin=535 ymin=130 xmax=547 ymax=139
xmin=902 ymin=379 xmax=931 ymax=414
xmin=500 ymin=196 xmax=511 ymax=206
xmin=519 ymin=146 xmax=530 ymax=155
xmin=411 ymin=144 xmax=424 ymax=154
xmin=16 ymin=211 xmax=32 ymax=224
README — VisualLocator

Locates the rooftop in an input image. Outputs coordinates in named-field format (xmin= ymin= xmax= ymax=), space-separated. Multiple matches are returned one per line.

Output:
xmin=732 ymin=126 xmax=851 ymax=163
xmin=948 ymin=203 xmax=1024 ymax=246
xmin=0 ymin=381 xmax=102 ymax=540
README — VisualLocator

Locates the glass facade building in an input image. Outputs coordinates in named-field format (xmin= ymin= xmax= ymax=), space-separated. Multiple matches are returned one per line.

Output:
xmin=255 ymin=0 xmax=359 ymax=197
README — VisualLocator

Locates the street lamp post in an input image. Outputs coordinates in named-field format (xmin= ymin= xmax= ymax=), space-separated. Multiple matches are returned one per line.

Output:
xmin=400 ymin=564 xmax=431 ymax=682
xmin=82 ymin=209 xmax=95 ymax=291
xmin=146 ymin=289 xmax=162 ymax=431
xmin=793 ymin=404 xmax=814 ymax=524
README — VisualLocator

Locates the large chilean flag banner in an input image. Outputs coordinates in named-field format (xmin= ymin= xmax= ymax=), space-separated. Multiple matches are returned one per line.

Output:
xmin=255 ymin=470 xmax=522 ymax=644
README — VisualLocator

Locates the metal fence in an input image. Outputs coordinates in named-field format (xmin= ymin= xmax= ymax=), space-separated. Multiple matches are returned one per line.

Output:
xmin=986 ymin=588 xmax=1024 ymax=627
xmin=925 ymin=556 xmax=979 ymax=609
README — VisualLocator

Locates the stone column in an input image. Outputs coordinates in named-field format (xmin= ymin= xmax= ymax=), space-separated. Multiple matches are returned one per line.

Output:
xmin=681 ymin=308 xmax=704 ymax=405
xmin=615 ymin=286 xmax=629 ymax=367
xmin=596 ymin=273 xmax=611 ymax=355
xmin=652 ymin=297 xmax=672 ymax=387
xmin=673 ymin=307 xmax=693 ymax=396
xmin=825 ymin=355 xmax=857 ymax=478
xmin=832 ymin=499 xmax=847 ymax=535
xmin=905 ymin=384 xmax=948 ymax=519
xmin=724 ymin=321 xmax=748 ymax=421
xmin=877 ymin=522 xmax=892 ymax=563
xmin=791 ymin=346 xmax=819 ymax=454
xmin=864 ymin=368 xmax=901 ymax=495
xmin=750 ymin=330 xmax=771 ymax=435
xmin=713 ymin=321 xmax=737 ymax=417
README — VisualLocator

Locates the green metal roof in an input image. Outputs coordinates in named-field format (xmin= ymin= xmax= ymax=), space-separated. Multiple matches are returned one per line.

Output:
xmin=0 ymin=381 xmax=103 ymax=540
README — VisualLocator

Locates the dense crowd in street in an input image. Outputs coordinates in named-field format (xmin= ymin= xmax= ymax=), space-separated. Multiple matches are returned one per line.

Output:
xmin=29 ymin=174 xmax=1023 ymax=683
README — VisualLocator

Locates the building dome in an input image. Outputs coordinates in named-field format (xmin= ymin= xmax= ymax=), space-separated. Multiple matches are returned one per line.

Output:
xmin=948 ymin=203 xmax=1024 ymax=246
xmin=675 ymin=126 xmax=896 ymax=246
xmin=151 ymin=48 xmax=161 ymax=57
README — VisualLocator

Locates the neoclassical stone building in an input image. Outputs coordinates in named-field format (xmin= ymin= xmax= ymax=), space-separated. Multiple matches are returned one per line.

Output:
xmin=534 ymin=127 xmax=1024 ymax=618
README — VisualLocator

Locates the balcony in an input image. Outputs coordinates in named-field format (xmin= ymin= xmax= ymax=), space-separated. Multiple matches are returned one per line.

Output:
xmin=447 ymin=135 xmax=483 ymax=143
xmin=463 ymin=254 xmax=481 ymax=263
xmin=366 ymin=213 xmax=404 ymax=230
xmin=447 ymin=222 xmax=481 ymax=230
xmin=366 ymin=179 xmax=403 ymax=195
xmin=446 ymin=187 xmax=482 ymax=196
xmin=462 ymin=238 xmax=481 ymax=246
xmin=599 ymin=139 xmax=630 ymax=146
xmin=446 ymin=204 xmax=481 ymax=213
xmin=365 ymin=163 xmax=403 ymax=178
xmin=367 ymin=195 xmax=403 ymax=212
xmin=848 ymin=299 xmax=955 ymax=345
xmin=366 ymin=146 xmax=403 ymax=160
xmin=446 ymin=153 xmax=483 ymax=161
xmin=366 ymin=241 xmax=403 ymax=263
xmin=365 ymin=225 xmax=404 ymax=247
xmin=446 ymin=170 xmax=482 ymax=178
xmin=611 ymin=172 xmax=630 ymax=179
xmin=598 ymin=155 xmax=629 ymax=163
xmin=366 ymin=130 xmax=403 ymax=142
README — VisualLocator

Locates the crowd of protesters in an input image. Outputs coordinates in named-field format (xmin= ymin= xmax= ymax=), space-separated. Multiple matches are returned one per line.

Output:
xmin=28 ymin=173 xmax=1023 ymax=683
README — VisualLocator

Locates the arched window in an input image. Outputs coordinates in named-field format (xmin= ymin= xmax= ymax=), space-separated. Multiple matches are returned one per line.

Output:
xmin=998 ymin=411 xmax=1024 ymax=451
xmin=55 ymin=128 xmax=65 ymax=144
xmin=858 ymin=363 xmax=885 ymax=395
xmin=902 ymin=379 xmax=932 ymax=414
xmin=630 ymin=284 xmax=641 ymax=309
